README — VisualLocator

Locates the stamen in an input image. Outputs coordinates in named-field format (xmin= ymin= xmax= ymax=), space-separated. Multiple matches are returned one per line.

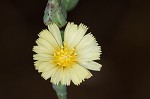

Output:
xmin=53 ymin=43 xmax=77 ymax=67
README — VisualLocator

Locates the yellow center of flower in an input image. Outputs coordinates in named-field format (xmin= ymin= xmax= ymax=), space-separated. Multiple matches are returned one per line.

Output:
xmin=53 ymin=43 xmax=77 ymax=67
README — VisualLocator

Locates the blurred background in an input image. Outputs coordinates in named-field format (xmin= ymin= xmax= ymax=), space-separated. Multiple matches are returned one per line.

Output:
xmin=0 ymin=0 xmax=150 ymax=99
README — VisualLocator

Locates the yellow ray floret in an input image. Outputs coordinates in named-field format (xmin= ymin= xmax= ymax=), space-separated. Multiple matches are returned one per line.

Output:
xmin=33 ymin=22 xmax=102 ymax=86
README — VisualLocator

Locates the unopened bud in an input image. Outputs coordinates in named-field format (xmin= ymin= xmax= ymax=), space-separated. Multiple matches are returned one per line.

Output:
xmin=61 ymin=0 xmax=79 ymax=12
xmin=43 ymin=0 xmax=67 ymax=28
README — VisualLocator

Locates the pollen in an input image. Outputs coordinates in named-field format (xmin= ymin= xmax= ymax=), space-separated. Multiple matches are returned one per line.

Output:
xmin=53 ymin=43 xmax=77 ymax=67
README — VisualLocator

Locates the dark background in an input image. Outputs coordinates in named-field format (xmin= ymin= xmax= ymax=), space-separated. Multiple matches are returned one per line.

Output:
xmin=0 ymin=0 xmax=150 ymax=99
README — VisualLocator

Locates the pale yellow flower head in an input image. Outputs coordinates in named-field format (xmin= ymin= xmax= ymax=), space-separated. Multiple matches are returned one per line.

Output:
xmin=33 ymin=22 xmax=102 ymax=86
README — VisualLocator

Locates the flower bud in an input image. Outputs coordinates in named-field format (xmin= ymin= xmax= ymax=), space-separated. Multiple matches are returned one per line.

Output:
xmin=43 ymin=0 xmax=67 ymax=28
xmin=61 ymin=0 xmax=79 ymax=12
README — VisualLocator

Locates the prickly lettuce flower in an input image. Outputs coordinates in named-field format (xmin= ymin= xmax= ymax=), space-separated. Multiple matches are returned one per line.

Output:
xmin=33 ymin=22 xmax=102 ymax=86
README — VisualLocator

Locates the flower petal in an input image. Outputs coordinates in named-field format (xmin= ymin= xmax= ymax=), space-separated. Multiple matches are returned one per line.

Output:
xmin=71 ymin=23 xmax=88 ymax=47
xmin=64 ymin=23 xmax=88 ymax=49
xmin=68 ymin=66 xmax=80 ymax=85
xmin=36 ymin=38 xmax=56 ymax=54
xmin=48 ymin=23 xmax=62 ymax=46
xmin=64 ymin=22 xmax=75 ymax=43
xmin=38 ymin=29 xmax=60 ymax=50
xmin=33 ymin=54 xmax=53 ymax=61
xmin=34 ymin=61 xmax=56 ymax=73
xmin=41 ymin=65 xmax=57 ymax=80
xmin=79 ymin=61 xmax=102 ymax=71
xmin=76 ymin=33 xmax=101 ymax=61
xmin=77 ymin=53 xmax=100 ymax=61
xmin=61 ymin=68 xmax=71 ymax=85
xmin=33 ymin=46 xmax=51 ymax=54
xmin=76 ymin=33 xmax=101 ymax=53
xmin=68 ymin=64 xmax=92 ymax=85
xmin=51 ymin=66 xmax=63 ymax=85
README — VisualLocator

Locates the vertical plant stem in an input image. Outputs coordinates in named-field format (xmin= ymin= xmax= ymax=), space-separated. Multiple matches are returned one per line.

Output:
xmin=52 ymin=83 xmax=67 ymax=99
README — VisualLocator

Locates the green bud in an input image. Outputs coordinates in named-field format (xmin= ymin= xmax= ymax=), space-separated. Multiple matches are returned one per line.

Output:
xmin=61 ymin=0 xmax=79 ymax=12
xmin=43 ymin=0 xmax=67 ymax=28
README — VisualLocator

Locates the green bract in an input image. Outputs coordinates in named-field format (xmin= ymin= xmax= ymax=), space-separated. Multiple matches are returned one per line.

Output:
xmin=61 ymin=0 xmax=79 ymax=12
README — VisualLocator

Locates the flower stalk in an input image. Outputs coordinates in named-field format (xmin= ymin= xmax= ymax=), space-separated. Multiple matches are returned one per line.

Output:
xmin=52 ymin=83 xmax=67 ymax=99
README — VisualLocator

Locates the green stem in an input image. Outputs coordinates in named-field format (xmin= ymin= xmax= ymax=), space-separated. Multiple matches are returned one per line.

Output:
xmin=52 ymin=83 xmax=67 ymax=99
xmin=58 ymin=94 xmax=67 ymax=99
